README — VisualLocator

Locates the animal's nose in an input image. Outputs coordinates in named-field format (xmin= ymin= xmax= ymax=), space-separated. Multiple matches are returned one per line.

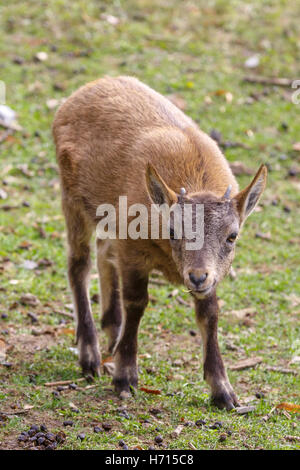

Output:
xmin=188 ymin=271 xmax=208 ymax=288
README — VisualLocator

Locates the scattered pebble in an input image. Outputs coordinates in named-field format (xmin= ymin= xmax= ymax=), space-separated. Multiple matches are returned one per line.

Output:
xmin=17 ymin=425 xmax=66 ymax=450
xmin=93 ymin=426 xmax=102 ymax=433
xmin=210 ymin=129 xmax=222 ymax=144
xmin=13 ymin=56 xmax=25 ymax=65
xmin=102 ymin=422 xmax=112 ymax=431
xmin=219 ymin=433 xmax=227 ymax=442
xmin=77 ymin=433 xmax=86 ymax=441
xmin=195 ymin=419 xmax=206 ymax=427
xmin=45 ymin=432 xmax=56 ymax=442
xmin=27 ymin=312 xmax=38 ymax=323
xmin=288 ymin=168 xmax=299 ymax=177
xmin=209 ymin=421 xmax=223 ymax=429
xmin=154 ymin=435 xmax=163 ymax=444
xmin=63 ymin=420 xmax=74 ymax=427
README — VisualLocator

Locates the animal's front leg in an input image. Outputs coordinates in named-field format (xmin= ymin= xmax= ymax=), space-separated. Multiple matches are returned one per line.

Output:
xmin=195 ymin=292 xmax=239 ymax=410
xmin=113 ymin=268 xmax=149 ymax=396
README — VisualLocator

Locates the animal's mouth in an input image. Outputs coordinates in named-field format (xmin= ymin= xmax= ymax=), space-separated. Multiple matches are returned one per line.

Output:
xmin=191 ymin=280 xmax=216 ymax=298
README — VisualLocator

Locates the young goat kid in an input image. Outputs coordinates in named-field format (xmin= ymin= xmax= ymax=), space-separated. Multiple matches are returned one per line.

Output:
xmin=53 ymin=76 xmax=267 ymax=410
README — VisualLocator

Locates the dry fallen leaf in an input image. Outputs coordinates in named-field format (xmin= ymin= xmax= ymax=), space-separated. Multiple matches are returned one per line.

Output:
xmin=139 ymin=387 xmax=161 ymax=395
xmin=57 ymin=327 xmax=75 ymax=336
xmin=101 ymin=356 xmax=113 ymax=365
xmin=23 ymin=404 xmax=35 ymax=410
xmin=276 ymin=402 xmax=300 ymax=413
xmin=229 ymin=356 xmax=263 ymax=371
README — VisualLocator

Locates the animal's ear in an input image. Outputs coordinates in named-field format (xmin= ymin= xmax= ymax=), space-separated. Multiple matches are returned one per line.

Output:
xmin=146 ymin=164 xmax=178 ymax=206
xmin=233 ymin=164 xmax=267 ymax=223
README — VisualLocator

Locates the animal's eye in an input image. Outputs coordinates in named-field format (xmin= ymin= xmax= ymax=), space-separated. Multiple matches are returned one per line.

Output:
xmin=169 ymin=227 xmax=175 ymax=240
xmin=227 ymin=232 xmax=238 ymax=244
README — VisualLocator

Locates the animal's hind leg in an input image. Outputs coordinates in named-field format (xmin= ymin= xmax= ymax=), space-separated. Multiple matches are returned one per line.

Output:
xmin=63 ymin=199 xmax=101 ymax=376
xmin=97 ymin=240 xmax=122 ymax=353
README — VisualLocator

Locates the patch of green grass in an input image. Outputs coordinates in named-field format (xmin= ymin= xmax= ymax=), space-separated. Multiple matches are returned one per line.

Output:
xmin=0 ymin=0 xmax=299 ymax=450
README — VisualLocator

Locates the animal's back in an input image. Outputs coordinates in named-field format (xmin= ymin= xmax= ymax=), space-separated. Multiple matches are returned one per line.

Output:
xmin=53 ymin=76 xmax=237 ymax=215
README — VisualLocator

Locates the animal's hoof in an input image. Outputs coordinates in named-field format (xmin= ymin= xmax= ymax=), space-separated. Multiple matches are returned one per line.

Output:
xmin=79 ymin=343 xmax=101 ymax=377
xmin=113 ymin=376 xmax=138 ymax=396
xmin=211 ymin=390 xmax=240 ymax=411
xmin=81 ymin=360 xmax=101 ymax=377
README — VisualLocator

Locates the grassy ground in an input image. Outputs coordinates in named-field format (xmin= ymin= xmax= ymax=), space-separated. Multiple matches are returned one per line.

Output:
xmin=0 ymin=0 xmax=299 ymax=450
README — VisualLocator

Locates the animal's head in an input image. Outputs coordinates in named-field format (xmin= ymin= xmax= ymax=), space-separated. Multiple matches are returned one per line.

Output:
xmin=146 ymin=164 xmax=267 ymax=298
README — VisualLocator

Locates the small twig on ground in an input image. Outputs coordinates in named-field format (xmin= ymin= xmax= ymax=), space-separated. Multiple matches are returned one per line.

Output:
xmin=262 ymin=406 xmax=276 ymax=422
xmin=188 ymin=442 xmax=197 ymax=450
xmin=177 ymin=296 xmax=192 ymax=307
xmin=44 ymin=378 xmax=86 ymax=387
xmin=284 ymin=435 xmax=300 ymax=442
xmin=0 ymin=409 xmax=30 ymax=416
xmin=265 ymin=366 xmax=298 ymax=375
xmin=243 ymin=76 xmax=292 ymax=87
